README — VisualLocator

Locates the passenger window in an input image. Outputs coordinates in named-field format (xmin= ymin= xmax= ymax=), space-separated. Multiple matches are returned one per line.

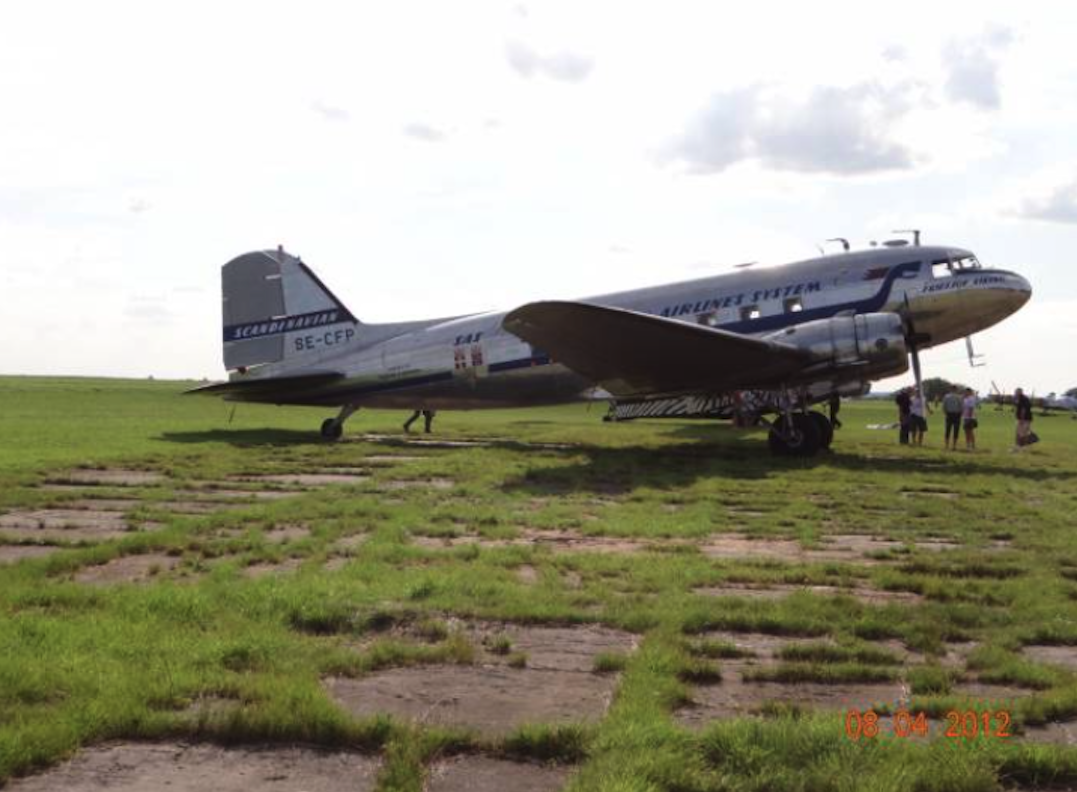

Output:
xmin=698 ymin=311 xmax=721 ymax=327
xmin=740 ymin=305 xmax=761 ymax=321
xmin=783 ymin=297 xmax=803 ymax=313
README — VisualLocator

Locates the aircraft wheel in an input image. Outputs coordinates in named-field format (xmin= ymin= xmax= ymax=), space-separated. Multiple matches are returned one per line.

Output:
xmin=808 ymin=412 xmax=834 ymax=449
xmin=768 ymin=414 xmax=822 ymax=457
xmin=320 ymin=418 xmax=343 ymax=441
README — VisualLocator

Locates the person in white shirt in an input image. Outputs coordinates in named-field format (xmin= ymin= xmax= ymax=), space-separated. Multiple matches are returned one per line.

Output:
xmin=962 ymin=389 xmax=978 ymax=450
xmin=910 ymin=391 xmax=929 ymax=446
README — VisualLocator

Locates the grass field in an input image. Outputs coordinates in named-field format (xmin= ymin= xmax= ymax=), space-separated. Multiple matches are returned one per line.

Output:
xmin=2 ymin=375 xmax=1077 ymax=791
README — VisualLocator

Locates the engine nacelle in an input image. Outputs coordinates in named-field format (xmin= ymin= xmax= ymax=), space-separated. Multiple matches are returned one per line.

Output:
xmin=764 ymin=312 xmax=909 ymax=382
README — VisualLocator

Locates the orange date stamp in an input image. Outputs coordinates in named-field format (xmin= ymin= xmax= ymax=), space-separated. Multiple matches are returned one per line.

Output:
xmin=844 ymin=708 xmax=1012 ymax=741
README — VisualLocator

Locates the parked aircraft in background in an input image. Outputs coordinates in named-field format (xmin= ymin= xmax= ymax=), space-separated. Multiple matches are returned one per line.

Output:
xmin=989 ymin=383 xmax=1077 ymax=416
xmin=191 ymin=235 xmax=1032 ymax=456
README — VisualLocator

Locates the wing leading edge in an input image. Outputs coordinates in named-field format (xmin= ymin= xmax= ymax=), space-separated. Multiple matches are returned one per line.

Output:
xmin=502 ymin=301 xmax=812 ymax=398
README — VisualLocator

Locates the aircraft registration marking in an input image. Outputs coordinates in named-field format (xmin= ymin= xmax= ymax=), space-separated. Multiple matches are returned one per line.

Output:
xmin=292 ymin=327 xmax=356 ymax=352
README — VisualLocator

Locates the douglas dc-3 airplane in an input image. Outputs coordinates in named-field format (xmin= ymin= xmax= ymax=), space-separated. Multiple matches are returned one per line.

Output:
xmin=192 ymin=234 xmax=1032 ymax=456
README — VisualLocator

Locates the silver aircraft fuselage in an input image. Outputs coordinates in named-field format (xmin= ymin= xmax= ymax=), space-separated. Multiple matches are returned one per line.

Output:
xmin=224 ymin=244 xmax=1031 ymax=409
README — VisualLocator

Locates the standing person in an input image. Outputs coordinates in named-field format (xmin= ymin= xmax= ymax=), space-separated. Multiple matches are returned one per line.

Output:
xmin=962 ymin=388 xmax=978 ymax=450
xmin=942 ymin=386 xmax=964 ymax=450
xmin=404 ymin=409 xmax=437 ymax=434
xmin=910 ymin=389 xmax=929 ymax=446
xmin=895 ymin=388 xmax=912 ymax=445
xmin=1014 ymin=388 xmax=1033 ymax=448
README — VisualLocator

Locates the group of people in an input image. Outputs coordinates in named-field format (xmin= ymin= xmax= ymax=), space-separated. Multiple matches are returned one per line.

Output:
xmin=894 ymin=385 xmax=1036 ymax=451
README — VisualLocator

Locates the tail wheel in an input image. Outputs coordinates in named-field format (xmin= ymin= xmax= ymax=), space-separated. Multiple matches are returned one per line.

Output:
xmin=768 ymin=414 xmax=823 ymax=457
xmin=808 ymin=412 xmax=834 ymax=449
xmin=320 ymin=418 xmax=343 ymax=441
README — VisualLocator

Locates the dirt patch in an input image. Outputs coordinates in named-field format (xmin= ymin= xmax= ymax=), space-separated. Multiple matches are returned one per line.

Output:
xmin=942 ymin=641 xmax=980 ymax=668
xmin=0 ymin=545 xmax=63 ymax=564
xmin=0 ymin=510 xmax=158 ymax=543
xmin=1021 ymin=645 xmax=1077 ymax=670
xmin=427 ymin=756 xmax=571 ymax=792
xmin=677 ymin=629 xmax=918 ymax=727
xmin=1 ymin=509 xmax=132 ymax=530
xmin=695 ymin=630 xmax=832 ymax=661
xmin=378 ymin=478 xmax=455 ymax=491
xmin=516 ymin=565 xmax=540 ymax=584
xmin=61 ymin=498 xmax=141 ymax=513
xmin=700 ymin=535 xmax=822 ymax=563
xmin=461 ymin=623 xmax=638 ymax=671
xmin=678 ymin=678 xmax=905 ymax=727
xmin=699 ymin=533 xmax=958 ymax=566
xmin=1021 ymin=720 xmax=1077 ymax=745
xmin=364 ymin=455 xmax=427 ymax=464
xmin=696 ymin=583 xmax=925 ymax=606
xmin=333 ymin=534 xmax=368 ymax=551
xmin=232 ymin=473 xmax=370 ymax=487
xmin=264 ymin=524 xmax=311 ymax=544
xmin=4 ymin=742 xmax=378 ymax=792
xmin=324 ymin=557 xmax=350 ymax=572
xmin=74 ymin=553 xmax=181 ymax=585
xmin=243 ymin=558 xmax=303 ymax=578
xmin=410 ymin=529 xmax=650 ymax=555
xmin=900 ymin=489 xmax=959 ymax=500
xmin=951 ymin=681 xmax=1033 ymax=702
xmin=180 ymin=487 xmax=304 ymax=501
xmin=325 ymin=664 xmax=618 ymax=737
xmin=49 ymin=469 xmax=165 ymax=487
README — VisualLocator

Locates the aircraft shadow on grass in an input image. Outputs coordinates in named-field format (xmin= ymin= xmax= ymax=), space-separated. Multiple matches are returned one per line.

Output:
xmin=159 ymin=427 xmax=1073 ymax=489
xmin=159 ymin=429 xmax=321 ymax=447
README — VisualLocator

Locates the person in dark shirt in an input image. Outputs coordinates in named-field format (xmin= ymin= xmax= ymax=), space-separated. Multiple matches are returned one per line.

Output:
xmin=1014 ymin=388 xmax=1033 ymax=448
xmin=895 ymin=388 xmax=912 ymax=445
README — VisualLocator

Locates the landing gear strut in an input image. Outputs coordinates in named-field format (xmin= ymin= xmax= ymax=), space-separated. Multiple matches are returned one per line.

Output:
xmin=320 ymin=404 xmax=359 ymax=441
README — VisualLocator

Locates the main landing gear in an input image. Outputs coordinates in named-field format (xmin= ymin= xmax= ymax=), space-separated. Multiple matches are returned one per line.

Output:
xmin=320 ymin=404 xmax=359 ymax=441
xmin=767 ymin=411 xmax=833 ymax=457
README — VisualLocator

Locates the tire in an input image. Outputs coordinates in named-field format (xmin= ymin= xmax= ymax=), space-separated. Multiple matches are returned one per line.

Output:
xmin=320 ymin=418 xmax=343 ymax=441
xmin=808 ymin=412 xmax=834 ymax=449
xmin=768 ymin=414 xmax=822 ymax=457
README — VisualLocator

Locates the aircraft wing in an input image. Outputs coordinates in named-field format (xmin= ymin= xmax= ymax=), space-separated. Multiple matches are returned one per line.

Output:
xmin=503 ymin=301 xmax=813 ymax=397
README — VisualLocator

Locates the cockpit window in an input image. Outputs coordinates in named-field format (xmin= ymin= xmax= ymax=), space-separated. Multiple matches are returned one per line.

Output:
xmin=931 ymin=254 xmax=981 ymax=278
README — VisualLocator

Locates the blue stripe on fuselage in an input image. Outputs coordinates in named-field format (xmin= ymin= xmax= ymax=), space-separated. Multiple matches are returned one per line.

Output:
xmin=713 ymin=260 xmax=922 ymax=335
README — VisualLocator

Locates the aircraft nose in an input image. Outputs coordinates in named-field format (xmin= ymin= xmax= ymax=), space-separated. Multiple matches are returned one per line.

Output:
xmin=1002 ymin=271 xmax=1032 ymax=310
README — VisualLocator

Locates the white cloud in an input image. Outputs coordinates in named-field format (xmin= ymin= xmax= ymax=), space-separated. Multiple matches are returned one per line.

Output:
xmin=665 ymin=82 xmax=918 ymax=176
xmin=402 ymin=122 xmax=448 ymax=143
xmin=505 ymin=40 xmax=593 ymax=82
xmin=1014 ymin=177 xmax=1077 ymax=225
xmin=310 ymin=101 xmax=350 ymax=123
xmin=942 ymin=26 xmax=1013 ymax=109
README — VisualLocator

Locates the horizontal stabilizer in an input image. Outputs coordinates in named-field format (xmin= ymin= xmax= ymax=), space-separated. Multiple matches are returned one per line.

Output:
xmin=502 ymin=301 xmax=811 ymax=397
xmin=185 ymin=371 xmax=344 ymax=399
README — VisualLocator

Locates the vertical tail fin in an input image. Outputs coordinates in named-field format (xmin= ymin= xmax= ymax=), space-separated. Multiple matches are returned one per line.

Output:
xmin=222 ymin=248 xmax=360 ymax=371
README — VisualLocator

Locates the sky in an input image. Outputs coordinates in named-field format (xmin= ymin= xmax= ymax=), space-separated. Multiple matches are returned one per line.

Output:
xmin=1 ymin=0 xmax=1075 ymax=395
